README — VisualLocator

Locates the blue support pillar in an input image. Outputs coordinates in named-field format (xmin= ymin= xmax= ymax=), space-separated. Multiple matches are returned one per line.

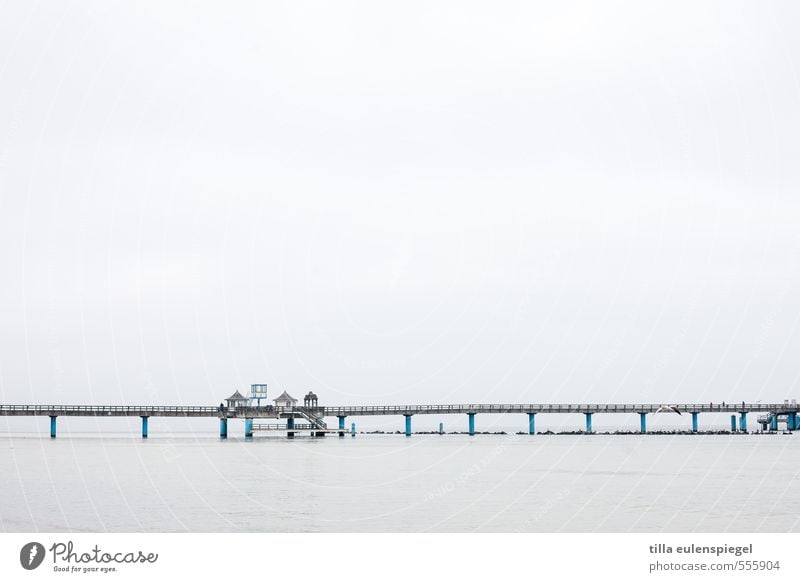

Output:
xmin=338 ymin=416 xmax=346 ymax=437
xmin=287 ymin=416 xmax=295 ymax=438
xmin=439 ymin=422 xmax=444 ymax=435
xmin=219 ymin=418 xmax=228 ymax=438
xmin=584 ymin=412 xmax=593 ymax=433
xmin=639 ymin=413 xmax=647 ymax=433
xmin=245 ymin=418 xmax=253 ymax=438
xmin=789 ymin=412 xmax=797 ymax=431
xmin=528 ymin=413 xmax=536 ymax=435
xmin=141 ymin=416 xmax=149 ymax=439
xmin=404 ymin=415 xmax=412 ymax=437
xmin=351 ymin=422 xmax=356 ymax=437
xmin=691 ymin=412 xmax=698 ymax=433
xmin=739 ymin=412 xmax=747 ymax=433
xmin=770 ymin=415 xmax=778 ymax=431
xmin=730 ymin=415 xmax=737 ymax=432
xmin=468 ymin=413 xmax=476 ymax=436
xmin=49 ymin=416 xmax=57 ymax=438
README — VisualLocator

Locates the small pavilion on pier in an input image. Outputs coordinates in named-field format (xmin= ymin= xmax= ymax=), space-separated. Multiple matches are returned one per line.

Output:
xmin=274 ymin=391 xmax=298 ymax=409
xmin=225 ymin=390 xmax=249 ymax=410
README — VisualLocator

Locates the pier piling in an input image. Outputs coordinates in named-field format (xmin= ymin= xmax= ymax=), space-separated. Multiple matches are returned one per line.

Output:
xmin=584 ymin=412 xmax=593 ymax=433
xmin=404 ymin=415 xmax=412 ymax=437
xmin=338 ymin=415 xmax=346 ymax=437
xmin=639 ymin=412 xmax=647 ymax=433
xmin=730 ymin=415 xmax=737 ymax=432
xmin=351 ymin=422 xmax=356 ymax=437
xmin=245 ymin=418 xmax=253 ymax=438
xmin=287 ymin=417 xmax=295 ymax=438
xmin=468 ymin=413 xmax=475 ymax=436
xmin=691 ymin=412 xmax=699 ymax=433
xmin=219 ymin=418 xmax=228 ymax=438
xmin=528 ymin=413 xmax=536 ymax=435
xmin=439 ymin=422 xmax=444 ymax=435
xmin=49 ymin=415 xmax=56 ymax=438
xmin=141 ymin=416 xmax=148 ymax=439
xmin=739 ymin=412 xmax=747 ymax=433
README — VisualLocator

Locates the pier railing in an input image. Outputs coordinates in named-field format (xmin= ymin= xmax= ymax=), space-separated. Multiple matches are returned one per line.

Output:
xmin=319 ymin=403 xmax=795 ymax=416
xmin=264 ymin=402 xmax=800 ymax=421
xmin=0 ymin=405 xmax=221 ymax=417
xmin=252 ymin=422 xmax=319 ymax=430
xmin=1 ymin=402 xmax=796 ymax=418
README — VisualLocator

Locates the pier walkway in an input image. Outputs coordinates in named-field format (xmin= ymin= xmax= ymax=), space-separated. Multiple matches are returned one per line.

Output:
xmin=2 ymin=401 xmax=799 ymax=437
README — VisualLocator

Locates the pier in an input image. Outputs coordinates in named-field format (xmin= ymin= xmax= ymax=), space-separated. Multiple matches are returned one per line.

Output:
xmin=1 ymin=388 xmax=799 ymax=438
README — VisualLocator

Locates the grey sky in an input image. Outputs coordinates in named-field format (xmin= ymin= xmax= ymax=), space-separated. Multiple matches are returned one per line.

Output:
xmin=1 ymin=1 xmax=799 ymax=426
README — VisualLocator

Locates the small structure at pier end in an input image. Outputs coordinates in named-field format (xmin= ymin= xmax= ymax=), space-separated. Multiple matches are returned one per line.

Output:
xmin=225 ymin=390 xmax=248 ymax=410
xmin=274 ymin=391 xmax=298 ymax=410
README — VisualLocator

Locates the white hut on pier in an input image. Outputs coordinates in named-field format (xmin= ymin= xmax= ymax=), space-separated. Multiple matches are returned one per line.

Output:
xmin=273 ymin=391 xmax=298 ymax=411
xmin=225 ymin=390 xmax=248 ymax=410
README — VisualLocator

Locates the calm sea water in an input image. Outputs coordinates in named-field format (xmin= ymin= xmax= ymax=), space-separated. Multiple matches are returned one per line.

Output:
xmin=1 ymin=433 xmax=798 ymax=532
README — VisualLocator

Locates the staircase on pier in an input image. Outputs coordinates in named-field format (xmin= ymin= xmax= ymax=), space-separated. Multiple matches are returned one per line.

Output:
xmin=296 ymin=407 xmax=327 ymax=429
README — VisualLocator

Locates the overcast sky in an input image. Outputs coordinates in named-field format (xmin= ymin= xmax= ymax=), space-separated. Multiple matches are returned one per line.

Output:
xmin=1 ymin=1 xmax=800 ymax=423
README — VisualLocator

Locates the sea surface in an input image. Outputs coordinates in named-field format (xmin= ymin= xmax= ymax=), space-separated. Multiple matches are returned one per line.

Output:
xmin=1 ymin=433 xmax=798 ymax=532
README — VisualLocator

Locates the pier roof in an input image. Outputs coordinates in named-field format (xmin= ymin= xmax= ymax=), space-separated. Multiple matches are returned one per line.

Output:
xmin=226 ymin=390 xmax=248 ymax=402
xmin=274 ymin=391 xmax=298 ymax=404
